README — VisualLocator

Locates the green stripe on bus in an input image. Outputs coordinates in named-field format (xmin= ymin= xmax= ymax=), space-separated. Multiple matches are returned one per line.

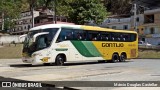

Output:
xmin=82 ymin=41 xmax=102 ymax=57
xmin=55 ymin=48 xmax=68 ymax=51
xmin=71 ymin=41 xmax=94 ymax=57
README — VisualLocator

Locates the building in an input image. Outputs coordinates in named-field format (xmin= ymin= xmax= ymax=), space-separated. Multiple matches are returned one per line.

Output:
xmin=88 ymin=0 xmax=160 ymax=45
xmin=11 ymin=10 xmax=39 ymax=35
xmin=10 ymin=8 xmax=74 ymax=35
xmin=34 ymin=15 xmax=74 ymax=26
xmin=130 ymin=14 xmax=145 ymax=41
xmin=34 ymin=9 xmax=74 ymax=27
xmin=101 ymin=15 xmax=131 ymax=30
xmin=131 ymin=9 xmax=160 ymax=45
xmin=88 ymin=15 xmax=131 ymax=31
xmin=133 ymin=0 xmax=160 ymax=45
xmin=142 ymin=8 xmax=160 ymax=45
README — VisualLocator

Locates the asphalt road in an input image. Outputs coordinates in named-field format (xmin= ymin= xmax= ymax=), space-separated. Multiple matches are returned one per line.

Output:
xmin=0 ymin=59 xmax=160 ymax=90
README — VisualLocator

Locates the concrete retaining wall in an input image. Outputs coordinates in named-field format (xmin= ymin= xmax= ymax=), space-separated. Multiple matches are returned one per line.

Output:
xmin=0 ymin=35 xmax=25 ymax=44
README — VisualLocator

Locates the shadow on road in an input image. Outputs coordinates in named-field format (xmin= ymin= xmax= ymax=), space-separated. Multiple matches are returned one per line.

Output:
xmin=9 ymin=64 xmax=51 ymax=68
xmin=9 ymin=60 xmax=132 ymax=68
xmin=64 ymin=60 xmax=131 ymax=66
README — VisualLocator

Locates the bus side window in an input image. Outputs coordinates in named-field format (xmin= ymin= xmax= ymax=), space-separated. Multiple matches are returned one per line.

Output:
xmin=100 ymin=32 xmax=109 ymax=41
xmin=74 ymin=31 xmax=82 ymax=40
xmin=131 ymin=34 xmax=136 ymax=41
xmin=120 ymin=34 xmax=123 ymax=41
xmin=117 ymin=34 xmax=121 ymax=41
xmin=101 ymin=34 xmax=106 ymax=41
xmin=106 ymin=33 xmax=111 ymax=41
xmin=111 ymin=33 xmax=115 ymax=41
xmin=66 ymin=32 xmax=73 ymax=40
xmin=89 ymin=31 xmax=99 ymax=41
xmin=56 ymin=30 xmax=66 ymax=42
xmin=124 ymin=34 xmax=129 ymax=42
xmin=123 ymin=37 xmax=126 ymax=41
xmin=83 ymin=31 xmax=87 ymax=41
xmin=120 ymin=34 xmax=126 ymax=42
xmin=96 ymin=33 xmax=101 ymax=41
xmin=56 ymin=28 xmax=73 ymax=43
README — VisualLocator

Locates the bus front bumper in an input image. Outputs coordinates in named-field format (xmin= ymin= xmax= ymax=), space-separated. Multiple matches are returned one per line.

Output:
xmin=22 ymin=57 xmax=34 ymax=63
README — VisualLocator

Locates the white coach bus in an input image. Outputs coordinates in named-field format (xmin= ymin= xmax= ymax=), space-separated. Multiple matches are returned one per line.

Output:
xmin=22 ymin=24 xmax=138 ymax=65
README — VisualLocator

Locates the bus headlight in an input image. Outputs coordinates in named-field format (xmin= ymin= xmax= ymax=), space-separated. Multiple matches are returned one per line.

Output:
xmin=32 ymin=53 xmax=42 ymax=57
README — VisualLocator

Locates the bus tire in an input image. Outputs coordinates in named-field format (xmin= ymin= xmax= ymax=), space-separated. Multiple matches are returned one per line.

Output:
xmin=119 ymin=53 xmax=127 ymax=62
xmin=55 ymin=55 xmax=64 ymax=66
xmin=112 ymin=53 xmax=119 ymax=63
xmin=43 ymin=63 xmax=51 ymax=66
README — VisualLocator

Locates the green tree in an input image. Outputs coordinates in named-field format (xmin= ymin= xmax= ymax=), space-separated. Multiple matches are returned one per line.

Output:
xmin=56 ymin=0 xmax=73 ymax=17
xmin=34 ymin=0 xmax=107 ymax=25
xmin=104 ymin=0 xmax=133 ymax=15
xmin=68 ymin=0 xmax=107 ymax=25
xmin=0 ymin=0 xmax=22 ymax=31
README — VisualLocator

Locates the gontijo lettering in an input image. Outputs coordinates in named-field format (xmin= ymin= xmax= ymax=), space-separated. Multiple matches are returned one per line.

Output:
xmin=102 ymin=43 xmax=124 ymax=47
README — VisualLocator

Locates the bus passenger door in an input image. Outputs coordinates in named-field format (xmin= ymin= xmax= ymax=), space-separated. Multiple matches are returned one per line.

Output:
xmin=68 ymin=47 xmax=82 ymax=61
xmin=75 ymin=51 xmax=82 ymax=61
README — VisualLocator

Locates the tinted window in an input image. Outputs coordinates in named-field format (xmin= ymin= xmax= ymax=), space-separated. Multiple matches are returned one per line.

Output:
xmin=56 ymin=28 xmax=137 ymax=42
xmin=88 ymin=31 xmax=99 ymax=41
xmin=43 ymin=28 xmax=58 ymax=45
xmin=74 ymin=30 xmax=87 ymax=40
xmin=23 ymin=28 xmax=58 ymax=55
xmin=130 ymin=33 xmax=137 ymax=41
xmin=100 ymin=32 xmax=110 ymax=41
xmin=57 ymin=28 xmax=88 ymax=42
xmin=57 ymin=28 xmax=74 ymax=42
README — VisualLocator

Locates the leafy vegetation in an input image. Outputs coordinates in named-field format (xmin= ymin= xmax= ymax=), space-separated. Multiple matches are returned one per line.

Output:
xmin=33 ymin=0 xmax=108 ymax=24
xmin=0 ymin=0 xmax=108 ymax=31
xmin=0 ymin=0 xmax=135 ymax=30
xmin=104 ymin=0 xmax=133 ymax=15
xmin=0 ymin=0 xmax=134 ymax=30
xmin=67 ymin=0 xmax=107 ymax=25
xmin=0 ymin=0 xmax=22 ymax=31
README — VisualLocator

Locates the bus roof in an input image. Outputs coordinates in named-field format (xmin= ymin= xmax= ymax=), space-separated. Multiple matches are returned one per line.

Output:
xmin=30 ymin=24 xmax=81 ymax=31
xmin=30 ymin=24 xmax=137 ymax=34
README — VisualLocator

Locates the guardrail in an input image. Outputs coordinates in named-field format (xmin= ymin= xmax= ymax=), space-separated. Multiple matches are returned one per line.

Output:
xmin=139 ymin=45 xmax=160 ymax=50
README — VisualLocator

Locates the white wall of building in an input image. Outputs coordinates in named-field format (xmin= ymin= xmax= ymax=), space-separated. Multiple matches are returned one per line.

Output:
xmin=100 ymin=17 xmax=131 ymax=30
xmin=0 ymin=35 xmax=24 ymax=43
xmin=144 ymin=26 xmax=160 ymax=35
xmin=144 ymin=8 xmax=160 ymax=15
xmin=12 ymin=11 xmax=40 ymax=34
xmin=130 ymin=14 xmax=144 ymax=27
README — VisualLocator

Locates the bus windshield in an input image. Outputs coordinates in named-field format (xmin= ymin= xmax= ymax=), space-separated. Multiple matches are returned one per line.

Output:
xmin=23 ymin=28 xmax=59 ymax=56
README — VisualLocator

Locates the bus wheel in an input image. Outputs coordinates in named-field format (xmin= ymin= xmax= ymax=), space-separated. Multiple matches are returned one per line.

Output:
xmin=43 ymin=63 xmax=50 ymax=66
xmin=112 ymin=53 xmax=119 ymax=63
xmin=119 ymin=53 xmax=126 ymax=62
xmin=55 ymin=55 xmax=64 ymax=66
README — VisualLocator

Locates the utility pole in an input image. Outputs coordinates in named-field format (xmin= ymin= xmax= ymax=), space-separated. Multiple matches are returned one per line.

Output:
xmin=133 ymin=3 xmax=137 ymax=32
xmin=1 ymin=12 xmax=4 ymax=31
xmin=31 ymin=4 xmax=34 ymax=28
xmin=54 ymin=0 xmax=57 ymax=24
xmin=52 ymin=10 xmax=54 ymax=23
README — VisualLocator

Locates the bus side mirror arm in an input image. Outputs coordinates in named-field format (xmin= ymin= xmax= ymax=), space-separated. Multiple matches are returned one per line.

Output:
xmin=33 ymin=32 xmax=49 ymax=42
